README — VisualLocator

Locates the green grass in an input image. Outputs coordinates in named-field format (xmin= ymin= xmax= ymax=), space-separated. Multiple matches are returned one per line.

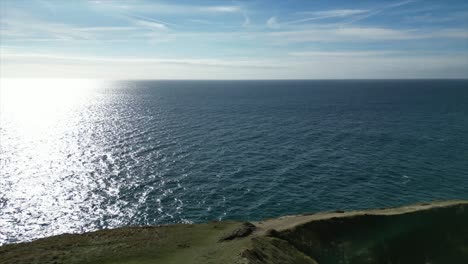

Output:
xmin=1 ymin=201 xmax=467 ymax=264
xmin=0 ymin=221 xmax=251 ymax=264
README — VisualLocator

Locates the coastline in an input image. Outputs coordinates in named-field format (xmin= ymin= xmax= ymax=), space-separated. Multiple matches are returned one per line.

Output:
xmin=1 ymin=200 xmax=467 ymax=264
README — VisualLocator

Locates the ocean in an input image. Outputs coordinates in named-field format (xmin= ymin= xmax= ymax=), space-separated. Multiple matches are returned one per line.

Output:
xmin=1 ymin=79 xmax=467 ymax=245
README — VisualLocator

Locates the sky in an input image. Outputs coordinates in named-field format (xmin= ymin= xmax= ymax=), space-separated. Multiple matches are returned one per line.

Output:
xmin=1 ymin=0 xmax=468 ymax=79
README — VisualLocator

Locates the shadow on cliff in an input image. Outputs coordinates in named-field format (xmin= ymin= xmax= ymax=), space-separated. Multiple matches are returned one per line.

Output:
xmin=246 ymin=203 xmax=468 ymax=264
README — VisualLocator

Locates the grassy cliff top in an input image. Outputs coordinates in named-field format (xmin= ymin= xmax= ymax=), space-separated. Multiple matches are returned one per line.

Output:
xmin=1 ymin=200 xmax=467 ymax=264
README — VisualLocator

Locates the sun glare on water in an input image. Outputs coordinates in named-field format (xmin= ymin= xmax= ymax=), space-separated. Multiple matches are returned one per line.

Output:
xmin=0 ymin=79 xmax=117 ymax=244
xmin=1 ymin=79 xmax=100 ymax=134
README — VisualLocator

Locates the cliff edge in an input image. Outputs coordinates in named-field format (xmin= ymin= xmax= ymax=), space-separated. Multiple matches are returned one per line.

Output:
xmin=1 ymin=200 xmax=467 ymax=264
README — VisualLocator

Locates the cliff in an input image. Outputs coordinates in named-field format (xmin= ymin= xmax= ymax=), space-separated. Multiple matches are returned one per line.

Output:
xmin=1 ymin=200 xmax=467 ymax=264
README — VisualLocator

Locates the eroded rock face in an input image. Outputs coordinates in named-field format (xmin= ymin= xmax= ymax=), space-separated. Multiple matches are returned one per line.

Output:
xmin=219 ymin=222 xmax=256 ymax=242
xmin=247 ymin=202 xmax=468 ymax=264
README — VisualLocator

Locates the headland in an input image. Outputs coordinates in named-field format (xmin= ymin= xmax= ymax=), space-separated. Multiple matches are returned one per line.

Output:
xmin=1 ymin=200 xmax=467 ymax=264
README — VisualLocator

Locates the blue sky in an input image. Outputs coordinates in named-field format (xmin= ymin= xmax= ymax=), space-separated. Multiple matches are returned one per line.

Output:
xmin=1 ymin=0 xmax=467 ymax=79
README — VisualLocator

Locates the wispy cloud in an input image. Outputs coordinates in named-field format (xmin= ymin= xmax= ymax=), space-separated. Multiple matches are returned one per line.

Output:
xmin=297 ymin=9 xmax=368 ymax=16
xmin=430 ymin=29 xmax=468 ymax=38
xmin=201 ymin=6 xmax=240 ymax=13
xmin=387 ymin=0 xmax=417 ymax=8
xmin=133 ymin=20 xmax=168 ymax=30
xmin=125 ymin=14 xmax=178 ymax=27
xmin=289 ymin=51 xmax=403 ymax=57
xmin=242 ymin=12 xmax=251 ymax=27
xmin=0 ymin=17 xmax=138 ymax=42
xmin=289 ymin=9 xmax=368 ymax=24
xmin=2 ymin=0 xmax=468 ymax=79
xmin=1 ymin=16 xmax=93 ymax=41
xmin=404 ymin=11 xmax=468 ymax=24
xmin=335 ymin=27 xmax=415 ymax=40
xmin=343 ymin=0 xmax=417 ymax=25
xmin=1 ymin=52 xmax=283 ymax=69
xmin=266 ymin=17 xmax=280 ymax=28
xmin=270 ymin=1 xmax=416 ymax=28
xmin=268 ymin=27 xmax=468 ymax=43
xmin=89 ymin=1 xmax=242 ymax=14
xmin=270 ymin=1 xmax=417 ymax=28
xmin=77 ymin=27 xmax=138 ymax=32
xmin=3 ymin=51 xmax=467 ymax=79
xmin=186 ymin=19 xmax=213 ymax=25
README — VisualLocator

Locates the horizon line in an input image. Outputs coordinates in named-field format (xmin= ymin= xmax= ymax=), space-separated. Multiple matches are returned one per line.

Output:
xmin=2 ymin=78 xmax=468 ymax=81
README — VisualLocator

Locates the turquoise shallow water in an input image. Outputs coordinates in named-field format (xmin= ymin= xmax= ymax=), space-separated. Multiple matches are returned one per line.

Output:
xmin=1 ymin=79 xmax=467 ymax=244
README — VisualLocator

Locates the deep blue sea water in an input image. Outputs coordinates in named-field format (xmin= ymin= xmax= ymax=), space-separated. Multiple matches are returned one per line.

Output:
xmin=1 ymin=79 xmax=467 ymax=244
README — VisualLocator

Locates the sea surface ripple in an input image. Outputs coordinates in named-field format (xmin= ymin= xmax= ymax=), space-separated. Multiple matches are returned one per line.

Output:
xmin=1 ymin=79 xmax=467 ymax=245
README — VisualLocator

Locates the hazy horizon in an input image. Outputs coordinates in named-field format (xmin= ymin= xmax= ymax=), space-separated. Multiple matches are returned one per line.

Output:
xmin=1 ymin=0 xmax=468 ymax=79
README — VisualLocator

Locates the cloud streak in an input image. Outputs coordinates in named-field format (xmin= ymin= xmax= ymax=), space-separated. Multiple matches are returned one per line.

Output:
xmin=289 ymin=9 xmax=368 ymax=24
xmin=3 ymin=51 xmax=467 ymax=79
xmin=267 ymin=27 xmax=468 ymax=43
xmin=2 ymin=0 xmax=468 ymax=79
xmin=266 ymin=17 xmax=280 ymax=28
xmin=273 ymin=1 xmax=418 ymax=28
xmin=90 ymin=1 xmax=242 ymax=14
xmin=342 ymin=0 xmax=417 ymax=25
xmin=133 ymin=20 xmax=168 ymax=30
xmin=1 ymin=52 xmax=283 ymax=69
xmin=288 ymin=51 xmax=403 ymax=57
